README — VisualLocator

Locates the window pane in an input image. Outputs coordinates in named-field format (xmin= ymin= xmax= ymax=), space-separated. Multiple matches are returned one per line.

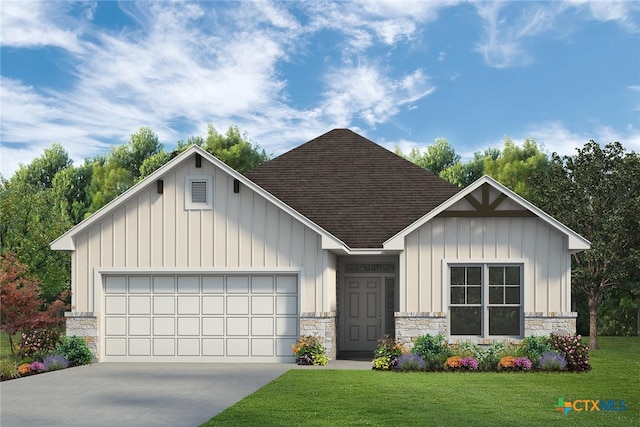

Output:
xmin=505 ymin=287 xmax=520 ymax=304
xmin=489 ymin=286 xmax=503 ymax=304
xmin=467 ymin=286 xmax=481 ymax=304
xmin=467 ymin=267 xmax=482 ymax=286
xmin=489 ymin=267 xmax=503 ymax=286
xmin=451 ymin=307 xmax=481 ymax=335
xmin=451 ymin=267 xmax=465 ymax=286
xmin=450 ymin=287 xmax=465 ymax=304
xmin=489 ymin=307 xmax=520 ymax=335
xmin=505 ymin=267 xmax=520 ymax=286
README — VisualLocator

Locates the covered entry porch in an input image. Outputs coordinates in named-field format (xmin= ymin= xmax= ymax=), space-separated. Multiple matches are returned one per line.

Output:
xmin=336 ymin=256 xmax=399 ymax=359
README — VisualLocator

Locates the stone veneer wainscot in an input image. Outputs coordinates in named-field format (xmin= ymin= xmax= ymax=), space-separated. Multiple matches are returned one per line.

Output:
xmin=300 ymin=312 xmax=337 ymax=360
xmin=65 ymin=312 xmax=99 ymax=359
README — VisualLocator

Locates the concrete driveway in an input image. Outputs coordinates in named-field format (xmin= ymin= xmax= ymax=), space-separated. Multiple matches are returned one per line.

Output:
xmin=0 ymin=363 xmax=294 ymax=427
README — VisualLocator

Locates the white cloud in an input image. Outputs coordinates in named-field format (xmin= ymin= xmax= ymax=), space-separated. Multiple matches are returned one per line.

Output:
xmin=0 ymin=1 xmax=85 ymax=52
xmin=569 ymin=0 xmax=640 ymax=32
xmin=522 ymin=121 xmax=640 ymax=157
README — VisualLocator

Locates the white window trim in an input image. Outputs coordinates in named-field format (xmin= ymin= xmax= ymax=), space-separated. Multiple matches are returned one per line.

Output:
xmin=184 ymin=175 xmax=213 ymax=210
xmin=443 ymin=259 xmax=525 ymax=339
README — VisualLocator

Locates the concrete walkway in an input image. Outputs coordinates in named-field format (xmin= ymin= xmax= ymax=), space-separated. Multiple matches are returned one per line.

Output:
xmin=0 ymin=360 xmax=370 ymax=427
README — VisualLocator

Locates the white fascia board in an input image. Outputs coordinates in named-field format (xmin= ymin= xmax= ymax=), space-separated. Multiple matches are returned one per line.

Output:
xmin=383 ymin=175 xmax=591 ymax=252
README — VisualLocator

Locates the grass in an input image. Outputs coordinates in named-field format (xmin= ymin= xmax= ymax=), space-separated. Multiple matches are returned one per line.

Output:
xmin=203 ymin=337 xmax=640 ymax=427
xmin=1 ymin=332 xmax=15 ymax=357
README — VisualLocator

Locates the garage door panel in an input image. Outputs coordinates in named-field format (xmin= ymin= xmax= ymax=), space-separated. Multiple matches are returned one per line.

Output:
xmin=129 ymin=277 xmax=151 ymax=293
xmin=129 ymin=296 xmax=151 ymax=315
xmin=276 ymin=317 xmax=298 ymax=336
xmin=153 ymin=338 xmax=175 ymax=356
xmin=251 ymin=276 xmax=274 ymax=293
xmin=276 ymin=338 xmax=297 ymax=357
xmin=105 ymin=276 xmax=126 ymax=293
xmin=202 ymin=318 xmax=224 ymax=336
xmin=227 ymin=296 xmax=249 ymax=315
xmin=153 ymin=317 xmax=175 ymax=335
xmin=227 ymin=318 xmax=249 ymax=335
xmin=129 ymin=318 xmax=151 ymax=336
xmin=153 ymin=296 xmax=175 ymax=314
xmin=226 ymin=276 xmax=249 ymax=293
xmin=178 ymin=317 xmax=200 ymax=336
xmin=105 ymin=296 xmax=127 ymax=315
xmin=129 ymin=338 xmax=151 ymax=356
xmin=178 ymin=276 xmax=199 ymax=293
xmin=202 ymin=338 xmax=224 ymax=356
xmin=227 ymin=338 xmax=249 ymax=356
xmin=202 ymin=276 xmax=224 ymax=293
xmin=103 ymin=274 xmax=298 ymax=362
xmin=105 ymin=338 xmax=127 ymax=356
xmin=252 ymin=338 xmax=274 ymax=356
xmin=177 ymin=296 xmax=200 ymax=315
xmin=252 ymin=317 xmax=274 ymax=336
xmin=202 ymin=296 xmax=224 ymax=314
xmin=251 ymin=296 xmax=274 ymax=315
xmin=276 ymin=296 xmax=297 ymax=315
xmin=153 ymin=276 xmax=175 ymax=293
xmin=105 ymin=317 xmax=126 ymax=335
xmin=177 ymin=338 xmax=200 ymax=356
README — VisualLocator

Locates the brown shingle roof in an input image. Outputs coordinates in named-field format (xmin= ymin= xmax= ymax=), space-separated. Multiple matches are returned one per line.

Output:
xmin=244 ymin=129 xmax=461 ymax=248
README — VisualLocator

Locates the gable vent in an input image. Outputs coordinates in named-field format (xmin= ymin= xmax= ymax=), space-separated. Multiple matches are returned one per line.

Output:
xmin=191 ymin=180 xmax=207 ymax=204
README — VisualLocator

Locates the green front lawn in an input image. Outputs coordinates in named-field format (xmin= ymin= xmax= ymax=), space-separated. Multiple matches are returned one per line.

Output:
xmin=204 ymin=337 xmax=640 ymax=427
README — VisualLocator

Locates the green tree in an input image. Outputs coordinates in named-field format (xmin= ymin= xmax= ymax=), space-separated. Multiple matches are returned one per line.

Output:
xmin=440 ymin=148 xmax=500 ymax=187
xmin=483 ymin=137 xmax=548 ymax=199
xmin=203 ymin=125 xmax=270 ymax=173
xmin=530 ymin=141 xmax=640 ymax=349
xmin=398 ymin=138 xmax=460 ymax=176
xmin=52 ymin=161 xmax=94 ymax=224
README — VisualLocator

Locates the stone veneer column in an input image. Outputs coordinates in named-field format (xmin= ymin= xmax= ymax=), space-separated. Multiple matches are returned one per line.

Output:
xmin=65 ymin=312 xmax=99 ymax=360
xmin=395 ymin=312 xmax=447 ymax=350
xmin=524 ymin=312 xmax=577 ymax=336
xmin=299 ymin=312 xmax=337 ymax=360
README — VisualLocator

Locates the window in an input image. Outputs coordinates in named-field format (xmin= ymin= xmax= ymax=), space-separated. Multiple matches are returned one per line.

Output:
xmin=449 ymin=264 xmax=522 ymax=337
xmin=185 ymin=175 xmax=212 ymax=210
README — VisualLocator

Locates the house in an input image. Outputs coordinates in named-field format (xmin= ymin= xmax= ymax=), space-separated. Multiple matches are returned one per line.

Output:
xmin=51 ymin=129 xmax=590 ymax=362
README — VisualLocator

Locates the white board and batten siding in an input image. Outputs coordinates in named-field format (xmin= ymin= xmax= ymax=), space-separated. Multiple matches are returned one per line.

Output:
xmin=69 ymin=157 xmax=337 ymax=361
xmin=402 ymin=216 xmax=570 ymax=314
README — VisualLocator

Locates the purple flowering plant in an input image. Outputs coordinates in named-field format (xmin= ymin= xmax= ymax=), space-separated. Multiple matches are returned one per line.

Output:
xmin=30 ymin=361 xmax=46 ymax=373
xmin=396 ymin=353 xmax=426 ymax=371
xmin=513 ymin=357 xmax=532 ymax=370
xmin=538 ymin=352 xmax=567 ymax=371
xmin=460 ymin=357 xmax=479 ymax=370
xmin=43 ymin=354 xmax=69 ymax=371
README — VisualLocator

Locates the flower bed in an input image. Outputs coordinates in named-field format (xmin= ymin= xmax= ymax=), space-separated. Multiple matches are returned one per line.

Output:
xmin=371 ymin=334 xmax=590 ymax=373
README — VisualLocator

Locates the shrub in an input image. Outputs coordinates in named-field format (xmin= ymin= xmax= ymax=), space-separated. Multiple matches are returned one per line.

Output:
xmin=17 ymin=363 xmax=31 ymax=375
xmin=423 ymin=353 xmax=449 ymax=372
xmin=55 ymin=335 xmax=93 ymax=367
xmin=1 ymin=357 xmax=18 ymax=380
xmin=445 ymin=356 xmax=478 ymax=371
xmin=444 ymin=356 xmax=462 ymax=370
xmin=498 ymin=356 xmax=515 ymax=369
xmin=396 ymin=353 xmax=425 ymax=372
xmin=43 ymin=354 xmax=69 ymax=371
xmin=538 ymin=351 xmax=567 ymax=371
xmin=372 ymin=335 xmax=404 ymax=370
xmin=518 ymin=336 xmax=552 ymax=365
xmin=477 ymin=342 xmax=505 ymax=371
xmin=30 ymin=361 xmax=45 ymax=373
xmin=18 ymin=328 xmax=63 ymax=361
xmin=549 ymin=334 xmax=590 ymax=372
xmin=451 ymin=341 xmax=481 ymax=359
xmin=291 ymin=335 xmax=328 ymax=366
xmin=411 ymin=334 xmax=450 ymax=358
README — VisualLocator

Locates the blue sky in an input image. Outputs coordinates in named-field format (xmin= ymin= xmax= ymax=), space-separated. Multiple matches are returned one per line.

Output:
xmin=1 ymin=1 xmax=639 ymax=178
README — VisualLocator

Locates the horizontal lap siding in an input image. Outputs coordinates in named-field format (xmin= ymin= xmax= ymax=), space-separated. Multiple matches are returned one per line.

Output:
xmin=403 ymin=217 xmax=569 ymax=313
xmin=72 ymin=160 xmax=325 ymax=313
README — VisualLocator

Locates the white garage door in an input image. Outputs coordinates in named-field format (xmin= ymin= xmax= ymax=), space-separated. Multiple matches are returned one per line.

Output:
xmin=102 ymin=274 xmax=299 ymax=362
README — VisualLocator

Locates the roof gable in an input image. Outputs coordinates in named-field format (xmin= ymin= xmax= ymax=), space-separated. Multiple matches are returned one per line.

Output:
xmin=245 ymin=129 xmax=461 ymax=248
xmin=51 ymin=145 xmax=346 ymax=251
xmin=384 ymin=175 xmax=591 ymax=252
